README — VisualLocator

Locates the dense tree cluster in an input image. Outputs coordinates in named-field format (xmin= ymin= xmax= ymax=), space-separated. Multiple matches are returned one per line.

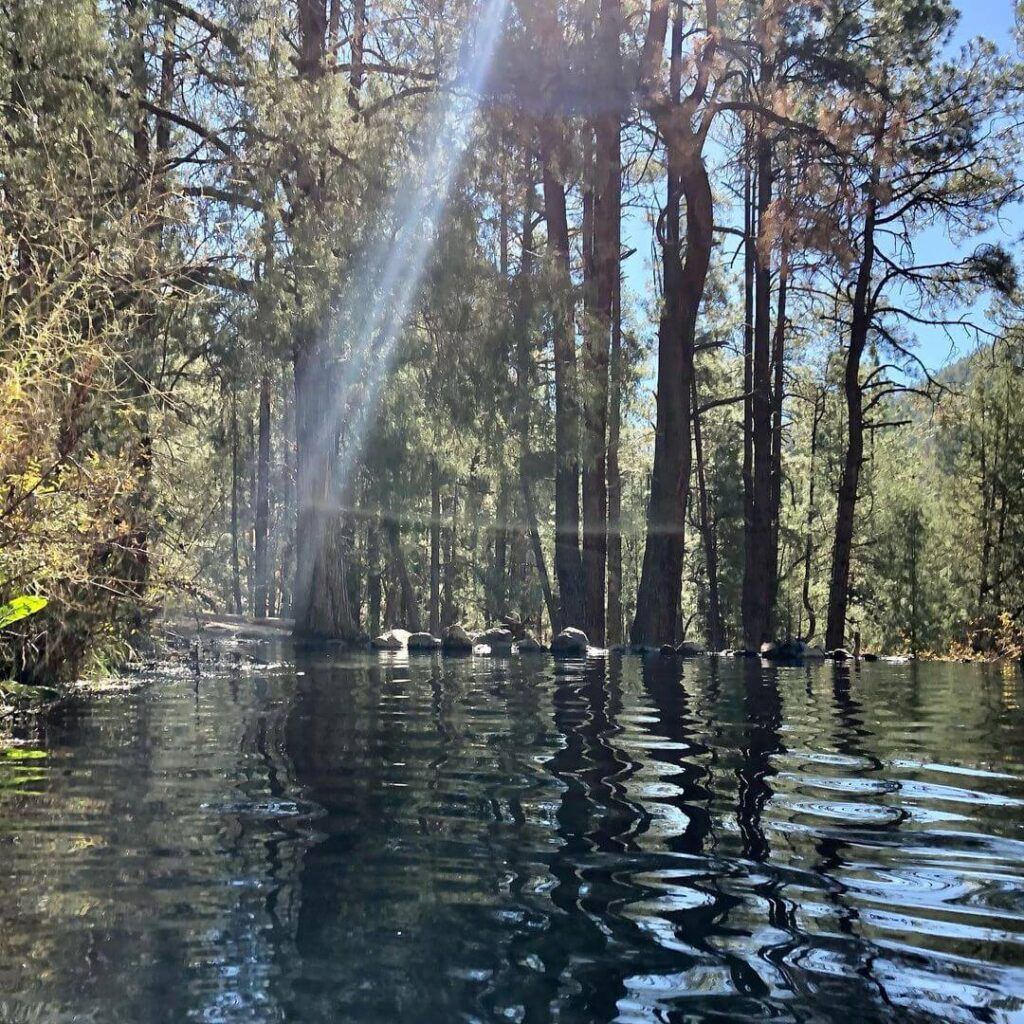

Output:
xmin=1 ymin=0 xmax=1022 ymax=681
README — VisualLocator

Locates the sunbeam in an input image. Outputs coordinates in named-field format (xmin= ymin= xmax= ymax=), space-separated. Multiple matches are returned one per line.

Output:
xmin=302 ymin=0 xmax=509 ymax=533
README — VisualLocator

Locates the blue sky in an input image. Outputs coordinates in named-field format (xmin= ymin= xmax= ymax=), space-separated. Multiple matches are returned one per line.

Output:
xmin=620 ymin=0 xmax=1021 ymax=373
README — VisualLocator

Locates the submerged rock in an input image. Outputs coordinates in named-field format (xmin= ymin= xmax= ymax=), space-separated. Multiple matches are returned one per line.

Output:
xmin=676 ymin=641 xmax=705 ymax=658
xmin=731 ymin=648 xmax=759 ymax=658
xmin=761 ymin=638 xmax=823 ymax=662
xmin=829 ymin=647 xmax=853 ymax=661
xmin=407 ymin=632 xmax=441 ymax=651
xmin=551 ymin=627 xmax=589 ymax=656
xmin=515 ymin=632 xmax=547 ymax=654
xmin=441 ymin=623 xmax=474 ymax=652
xmin=659 ymin=644 xmax=678 ymax=657
xmin=478 ymin=626 xmax=514 ymax=653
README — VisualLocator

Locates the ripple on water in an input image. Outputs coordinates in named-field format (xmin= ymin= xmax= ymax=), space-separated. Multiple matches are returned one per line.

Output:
xmin=0 ymin=655 xmax=1021 ymax=1023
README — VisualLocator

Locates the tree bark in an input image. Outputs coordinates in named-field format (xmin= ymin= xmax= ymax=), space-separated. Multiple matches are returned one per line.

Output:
xmin=521 ymin=473 xmax=559 ymax=634
xmin=632 ymin=8 xmax=713 ymax=646
xmin=579 ymin=0 xmax=622 ymax=646
xmin=430 ymin=460 xmax=441 ymax=634
xmin=801 ymin=387 xmax=823 ymax=641
xmin=278 ymin=361 xmax=295 ymax=617
xmin=692 ymin=375 xmax=723 ymax=650
xmin=442 ymin=486 xmax=458 ymax=627
xmin=768 ymin=256 xmax=787 ymax=618
xmin=740 ymin=126 xmax=755 ymax=651
xmin=743 ymin=129 xmax=775 ymax=649
xmin=290 ymin=0 xmax=358 ymax=639
xmin=825 ymin=174 xmax=879 ymax=650
xmin=253 ymin=372 xmax=272 ymax=618
xmin=386 ymin=516 xmax=421 ymax=632
xmin=293 ymin=332 xmax=357 ymax=638
xmin=367 ymin=517 xmax=382 ymax=637
xmin=230 ymin=389 xmax=243 ymax=615
xmin=606 ymin=238 xmax=623 ymax=645
xmin=580 ymin=127 xmax=607 ymax=643
xmin=349 ymin=0 xmax=366 ymax=109
xmin=493 ymin=477 xmax=509 ymax=620
xmin=540 ymin=123 xmax=585 ymax=630
xmin=513 ymin=146 xmax=557 ymax=635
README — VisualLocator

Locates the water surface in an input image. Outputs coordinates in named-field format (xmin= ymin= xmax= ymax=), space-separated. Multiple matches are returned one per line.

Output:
xmin=1 ymin=650 xmax=1023 ymax=1023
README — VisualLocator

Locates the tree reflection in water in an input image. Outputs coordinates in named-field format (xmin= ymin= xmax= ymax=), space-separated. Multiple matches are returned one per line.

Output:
xmin=0 ymin=652 xmax=1022 ymax=1023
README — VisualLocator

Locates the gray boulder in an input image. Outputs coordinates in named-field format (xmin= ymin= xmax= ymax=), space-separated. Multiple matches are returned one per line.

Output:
xmin=762 ymin=638 xmax=803 ymax=661
xmin=477 ymin=626 xmax=515 ymax=655
xmin=551 ymin=627 xmax=589 ymax=656
xmin=676 ymin=641 xmax=705 ymax=657
xmin=407 ymin=632 xmax=441 ymax=651
xmin=441 ymin=623 xmax=474 ymax=652
xmin=371 ymin=628 xmax=408 ymax=650
xmin=761 ymin=638 xmax=827 ymax=661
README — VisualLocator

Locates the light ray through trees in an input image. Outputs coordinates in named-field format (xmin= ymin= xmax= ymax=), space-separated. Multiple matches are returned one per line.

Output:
xmin=309 ymin=0 xmax=509 ymax=525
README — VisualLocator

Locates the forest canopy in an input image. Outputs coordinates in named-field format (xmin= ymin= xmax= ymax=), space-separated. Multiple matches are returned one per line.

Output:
xmin=1 ymin=0 xmax=1023 ymax=681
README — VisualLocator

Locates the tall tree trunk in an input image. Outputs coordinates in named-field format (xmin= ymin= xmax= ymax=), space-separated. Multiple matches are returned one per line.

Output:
xmin=540 ymin=123 xmax=585 ymax=630
xmin=348 ymin=0 xmax=366 ymax=110
xmin=386 ymin=516 xmax=421 ymax=632
xmin=992 ymin=371 xmax=1012 ymax=611
xmin=977 ymin=394 xmax=994 ymax=617
xmin=121 ymin=3 xmax=176 ymax=625
xmin=580 ymin=129 xmax=608 ymax=645
xmin=740 ymin=127 xmax=756 ymax=651
xmin=293 ymin=333 xmax=356 ymax=637
xmin=826 ymin=178 xmax=879 ymax=650
xmin=291 ymin=0 xmax=357 ymax=639
xmin=493 ymin=478 xmax=509 ymax=620
xmin=521 ymin=474 xmax=559 ymax=634
xmin=579 ymin=0 xmax=622 ymax=646
xmin=230 ymin=389 xmax=244 ymax=615
xmin=442 ymin=486 xmax=458 ymax=627
xmin=278 ymin=361 xmax=295 ymax=617
xmin=692 ymin=376 xmax=723 ymax=650
xmin=606 ymin=254 xmax=623 ymax=645
xmin=632 ymin=11 xmax=712 ymax=646
xmin=430 ymin=460 xmax=441 ymax=634
xmin=801 ymin=388 xmax=823 ymax=641
xmin=744 ymin=130 xmax=774 ymax=649
xmin=253 ymin=373 xmax=272 ymax=618
xmin=492 ymin=148 xmax=511 ymax=626
xmin=343 ymin=503 xmax=360 ymax=631
xmin=367 ymin=517 xmax=382 ymax=636
xmin=512 ymin=146 xmax=557 ymax=634
xmin=767 ymin=256 xmax=787 ymax=617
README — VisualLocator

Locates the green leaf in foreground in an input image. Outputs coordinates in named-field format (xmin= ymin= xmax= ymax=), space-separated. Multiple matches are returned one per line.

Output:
xmin=0 ymin=596 xmax=48 ymax=630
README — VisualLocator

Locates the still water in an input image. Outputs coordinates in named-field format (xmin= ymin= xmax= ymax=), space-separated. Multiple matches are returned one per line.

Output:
xmin=1 ymin=650 xmax=1023 ymax=1023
